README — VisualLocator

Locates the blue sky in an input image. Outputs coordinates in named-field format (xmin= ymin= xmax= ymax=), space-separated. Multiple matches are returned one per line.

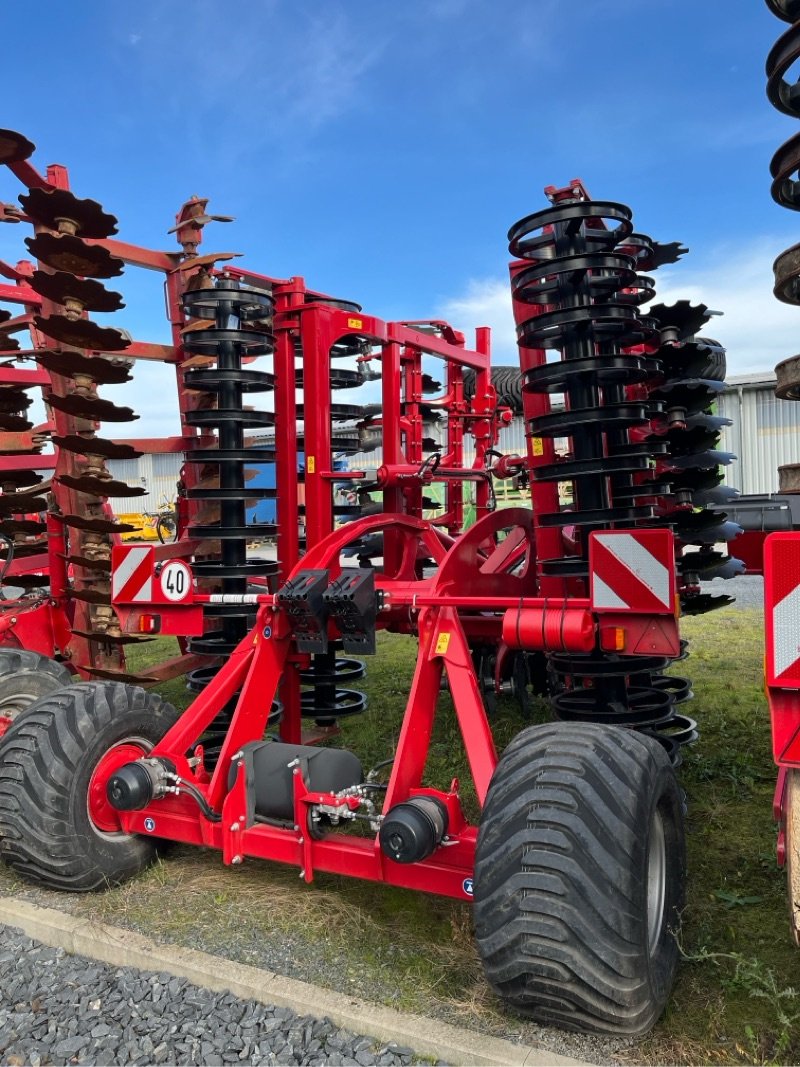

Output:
xmin=1 ymin=0 xmax=797 ymax=433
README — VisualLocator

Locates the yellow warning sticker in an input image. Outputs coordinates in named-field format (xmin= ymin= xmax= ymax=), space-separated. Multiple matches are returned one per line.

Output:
xmin=307 ymin=456 xmax=316 ymax=474
xmin=531 ymin=437 xmax=544 ymax=457
xmin=347 ymin=317 xmax=363 ymax=330
xmin=435 ymin=632 xmax=451 ymax=655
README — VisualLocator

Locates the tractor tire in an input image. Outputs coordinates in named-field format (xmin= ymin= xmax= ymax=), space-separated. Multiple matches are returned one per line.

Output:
xmin=0 ymin=682 xmax=179 ymax=891
xmin=694 ymin=337 xmax=726 ymax=382
xmin=474 ymin=722 xmax=685 ymax=1036
xmin=463 ymin=366 xmax=524 ymax=414
xmin=0 ymin=650 xmax=73 ymax=729
xmin=786 ymin=769 xmax=800 ymax=946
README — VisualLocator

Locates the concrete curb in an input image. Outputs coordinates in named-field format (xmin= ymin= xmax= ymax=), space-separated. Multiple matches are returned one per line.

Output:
xmin=0 ymin=898 xmax=589 ymax=1067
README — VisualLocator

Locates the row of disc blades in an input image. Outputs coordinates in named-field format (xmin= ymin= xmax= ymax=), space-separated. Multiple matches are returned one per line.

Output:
xmin=0 ymin=128 xmax=154 ymax=680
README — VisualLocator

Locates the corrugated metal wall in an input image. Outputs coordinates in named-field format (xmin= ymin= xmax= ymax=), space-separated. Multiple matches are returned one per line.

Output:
xmin=106 ymin=453 xmax=182 ymax=515
xmin=717 ymin=383 xmax=800 ymax=495
xmin=101 ymin=382 xmax=798 ymax=509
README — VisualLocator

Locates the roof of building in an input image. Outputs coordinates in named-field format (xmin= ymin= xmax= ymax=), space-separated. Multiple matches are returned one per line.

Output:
xmin=726 ymin=371 xmax=777 ymax=388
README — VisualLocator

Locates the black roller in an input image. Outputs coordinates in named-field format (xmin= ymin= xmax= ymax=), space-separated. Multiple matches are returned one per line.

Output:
xmin=508 ymin=194 xmax=698 ymax=760
xmin=179 ymin=279 xmax=278 ymax=760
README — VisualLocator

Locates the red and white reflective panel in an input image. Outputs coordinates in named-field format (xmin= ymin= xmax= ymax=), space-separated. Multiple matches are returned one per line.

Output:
xmin=589 ymin=530 xmax=675 ymax=615
xmin=111 ymin=545 xmax=155 ymax=604
xmin=765 ymin=533 xmax=800 ymax=688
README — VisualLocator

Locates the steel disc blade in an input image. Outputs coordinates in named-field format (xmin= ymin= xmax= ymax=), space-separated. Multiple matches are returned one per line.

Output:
xmin=36 ymin=350 xmax=133 ymax=385
xmin=7 ymin=539 xmax=47 ymax=557
xmin=0 ymin=495 xmax=47 ymax=514
xmin=19 ymin=188 xmax=118 ymax=239
xmin=51 ymin=433 xmax=141 ymax=459
xmin=24 ymin=233 xmax=124 ymax=279
xmin=3 ymin=574 xmax=49 ymax=589
xmin=171 ymin=252 xmax=242 ymax=272
xmin=34 ymin=314 xmax=130 ymax=352
xmin=0 ymin=128 xmax=34 ymax=164
xmin=29 ymin=271 xmax=124 ymax=314
xmin=68 ymin=586 xmax=111 ymax=604
xmin=0 ymin=414 xmax=32 ymax=431
xmin=647 ymin=300 xmax=715 ymax=340
xmin=0 ymin=393 xmax=32 ymax=413
xmin=0 ymin=469 xmax=43 ymax=488
xmin=63 ymin=554 xmax=111 ymax=572
xmin=0 ymin=519 xmax=45 ymax=534
xmin=46 ymin=393 xmax=139 ymax=422
xmin=56 ymin=474 xmax=147 ymax=498
xmin=71 ymin=628 xmax=154 ymax=645
xmin=59 ymin=514 xmax=138 ymax=534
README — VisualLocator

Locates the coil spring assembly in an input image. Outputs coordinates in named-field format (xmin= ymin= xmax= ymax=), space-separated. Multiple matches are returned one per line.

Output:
xmin=181 ymin=277 xmax=280 ymax=745
xmin=295 ymin=295 xmax=368 ymax=726
xmin=508 ymin=192 xmax=700 ymax=761
xmin=767 ymin=2 xmax=800 ymax=428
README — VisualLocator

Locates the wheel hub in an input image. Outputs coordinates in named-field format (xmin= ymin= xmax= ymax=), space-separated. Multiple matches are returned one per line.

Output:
xmin=647 ymin=810 xmax=667 ymax=955
xmin=87 ymin=740 xmax=150 ymax=833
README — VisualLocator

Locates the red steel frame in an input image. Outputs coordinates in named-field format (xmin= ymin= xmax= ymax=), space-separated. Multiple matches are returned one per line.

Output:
xmin=111 ymin=514 xmax=680 ymax=899
xmin=0 ymin=144 xmax=512 ymax=724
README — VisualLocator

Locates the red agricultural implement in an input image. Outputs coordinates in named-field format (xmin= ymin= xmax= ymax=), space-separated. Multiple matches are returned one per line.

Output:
xmin=0 ymin=130 xmax=746 ymax=1035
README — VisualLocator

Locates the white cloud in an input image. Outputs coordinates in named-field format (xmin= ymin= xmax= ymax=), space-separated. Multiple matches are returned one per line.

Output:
xmin=437 ymin=277 xmax=518 ymax=365
xmin=436 ymin=237 xmax=798 ymax=376
xmin=646 ymin=238 xmax=795 ymax=376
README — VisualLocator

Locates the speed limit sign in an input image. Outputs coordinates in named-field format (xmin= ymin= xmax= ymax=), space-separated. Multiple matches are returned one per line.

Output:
xmin=159 ymin=560 xmax=193 ymax=603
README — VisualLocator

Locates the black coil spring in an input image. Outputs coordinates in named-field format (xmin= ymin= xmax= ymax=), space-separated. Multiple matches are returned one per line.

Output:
xmin=180 ymin=278 xmax=279 ymax=753
xmin=767 ymin=2 xmax=800 ymax=414
xmin=508 ymin=195 xmax=697 ymax=761
xmin=296 ymin=294 xmax=368 ymax=724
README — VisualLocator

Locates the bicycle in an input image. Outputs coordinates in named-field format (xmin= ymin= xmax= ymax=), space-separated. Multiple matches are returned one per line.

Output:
xmin=140 ymin=496 xmax=178 ymax=544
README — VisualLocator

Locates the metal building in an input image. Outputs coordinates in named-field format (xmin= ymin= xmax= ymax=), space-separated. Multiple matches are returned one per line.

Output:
xmin=717 ymin=372 xmax=799 ymax=495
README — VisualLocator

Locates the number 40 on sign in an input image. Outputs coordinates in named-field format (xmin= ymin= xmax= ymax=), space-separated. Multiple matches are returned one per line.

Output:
xmin=159 ymin=560 xmax=192 ymax=603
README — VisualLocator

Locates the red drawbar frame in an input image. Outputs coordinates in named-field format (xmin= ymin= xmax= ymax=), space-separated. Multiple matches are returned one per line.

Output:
xmin=110 ymin=516 xmax=679 ymax=899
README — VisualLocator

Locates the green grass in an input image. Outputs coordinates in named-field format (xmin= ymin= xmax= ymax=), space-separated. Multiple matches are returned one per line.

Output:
xmin=3 ymin=608 xmax=799 ymax=1062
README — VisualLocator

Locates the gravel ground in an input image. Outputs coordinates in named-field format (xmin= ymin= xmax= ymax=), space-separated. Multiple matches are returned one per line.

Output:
xmin=701 ymin=574 xmax=763 ymax=611
xmin=0 ymin=925 xmax=441 ymax=1067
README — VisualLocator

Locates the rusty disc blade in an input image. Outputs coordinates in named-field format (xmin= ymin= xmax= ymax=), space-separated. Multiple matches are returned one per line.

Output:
xmin=34 ymin=314 xmax=130 ymax=352
xmin=3 ymin=574 xmax=49 ymax=589
xmin=0 ymin=129 xmax=34 ymax=164
xmin=82 ymin=667 xmax=157 ymax=684
xmin=0 ymin=495 xmax=47 ymax=514
xmin=51 ymin=433 xmax=141 ymax=460
xmin=0 ymin=414 xmax=33 ymax=431
xmin=36 ymin=350 xmax=132 ymax=385
xmin=56 ymin=473 xmax=147 ymax=497
xmin=59 ymin=514 xmax=139 ymax=534
xmin=68 ymin=586 xmax=110 ymax=604
xmin=172 ymin=252 xmax=241 ymax=272
xmin=0 ymin=393 xmax=33 ymax=413
xmin=71 ymin=628 xmax=154 ymax=645
xmin=0 ymin=519 xmax=45 ymax=534
xmin=0 ymin=338 xmax=21 ymax=353
xmin=46 ymin=393 xmax=139 ymax=422
xmin=29 ymin=270 xmax=124 ymax=314
xmin=0 ymin=311 xmax=10 ymax=326
xmin=63 ymin=554 xmax=111 ymax=572
xmin=24 ymin=233 xmax=123 ymax=279
xmin=20 ymin=188 xmax=118 ymax=239
xmin=0 ymin=469 xmax=43 ymax=488
xmin=9 ymin=539 xmax=48 ymax=556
